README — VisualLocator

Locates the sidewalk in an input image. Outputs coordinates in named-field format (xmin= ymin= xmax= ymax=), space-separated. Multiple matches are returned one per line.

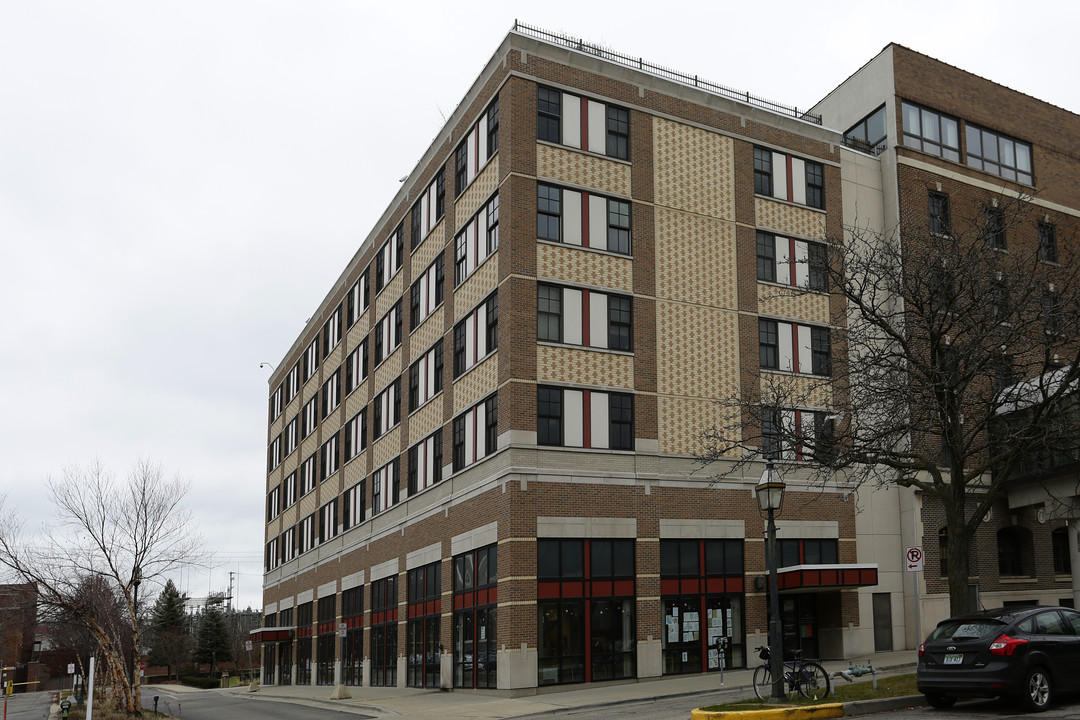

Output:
xmin=215 ymin=649 xmax=918 ymax=720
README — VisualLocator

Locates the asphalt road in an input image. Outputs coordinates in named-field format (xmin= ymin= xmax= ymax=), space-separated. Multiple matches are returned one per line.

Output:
xmin=141 ymin=689 xmax=374 ymax=720
xmin=856 ymin=695 xmax=1080 ymax=719
xmin=0 ymin=692 xmax=54 ymax=720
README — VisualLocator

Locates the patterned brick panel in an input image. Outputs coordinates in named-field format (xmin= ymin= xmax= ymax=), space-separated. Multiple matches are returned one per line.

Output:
xmin=372 ymin=425 xmax=402 ymax=468
xmin=321 ymin=415 xmax=341 ymax=437
xmin=658 ymin=396 xmax=737 ymax=457
xmin=375 ymin=272 xmax=405 ymax=318
xmin=411 ymin=233 xmax=447 ymax=276
xmin=454 ymin=158 xmax=500 ymax=227
xmin=536 ymin=345 xmax=634 ymax=389
xmin=298 ymin=490 xmax=317 ymax=519
xmin=346 ymin=317 xmax=370 ymax=349
xmin=410 ymin=309 xmax=445 ymax=355
xmin=325 ymin=342 xmax=344 ymax=373
xmin=372 ymin=352 xmax=403 ymax=394
xmin=300 ymin=435 xmax=319 ymax=460
xmin=536 ymin=243 xmax=633 ymax=291
xmin=343 ymin=455 xmax=365 ymax=486
xmin=269 ymin=413 xmax=283 ymax=437
xmin=408 ymin=397 xmax=444 ymax=446
xmin=281 ymin=452 xmax=298 ymax=476
xmin=654 ymin=207 xmax=738 ymax=309
xmin=656 ymin=301 xmax=741 ymax=398
xmin=759 ymin=373 xmax=833 ymax=409
xmin=757 ymin=285 xmax=831 ymax=325
xmin=279 ymin=504 xmax=297 ymax=529
xmin=454 ymin=257 xmax=499 ymax=321
xmin=754 ymin=197 xmax=826 ymax=240
xmin=653 ymin=118 xmax=735 ymax=219
xmin=453 ymin=353 xmax=499 ymax=414
xmin=536 ymin=144 xmax=632 ymax=197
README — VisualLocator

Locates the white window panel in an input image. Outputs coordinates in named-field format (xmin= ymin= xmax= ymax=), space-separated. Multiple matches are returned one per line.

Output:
xmin=797 ymin=325 xmax=813 ymax=374
xmin=563 ymin=288 xmax=583 ymax=345
xmin=589 ymin=292 xmax=608 ymax=349
xmin=562 ymin=92 xmax=581 ymax=148
xmin=792 ymin=240 xmax=809 ymax=288
xmin=790 ymin=157 xmax=806 ymax=205
xmin=588 ymin=194 xmax=607 ymax=249
xmin=591 ymin=391 xmax=610 ymax=449
xmin=563 ymin=189 xmax=582 ymax=246
xmin=587 ymin=99 xmax=606 ymax=153
xmin=778 ymin=321 xmax=794 ymax=372
xmin=564 ymin=389 xmax=584 ymax=448
xmin=772 ymin=152 xmax=788 ymax=201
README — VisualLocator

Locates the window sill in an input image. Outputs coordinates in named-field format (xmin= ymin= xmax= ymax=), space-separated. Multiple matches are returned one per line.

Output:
xmin=754 ymin=193 xmax=825 ymax=214
xmin=537 ymin=341 xmax=633 ymax=356
xmin=537 ymin=238 xmax=632 ymax=260
xmin=760 ymin=368 xmax=831 ymax=379
xmin=537 ymin=139 xmax=631 ymax=166
xmin=999 ymin=575 xmax=1037 ymax=583
xmin=757 ymin=280 xmax=829 ymax=296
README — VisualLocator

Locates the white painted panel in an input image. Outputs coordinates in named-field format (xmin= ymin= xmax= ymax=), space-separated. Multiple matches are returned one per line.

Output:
xmin=475 ymin=403 xmax=487 ymax=455
xmin=773 ymin=152 xmax=788 ymax=201
xmin=591 ymin=391 xmax=609 ymax=448
xmin=775 ymin=236 xmax=791 ymax=285
xmin=465 ymin=314 xmax=477 ymax=368
xmin=450 ymin=520 xmax=498 ymax=555
xmin=562 ymin=93 xmax=581 ymax=148
xmin=476 ymin=304 xmax=487 ymax=357
xmin=477 ymin=120 xmax=488 ymax=165
xmin=778 ymin=321 xmax=794 ymax=372
xmin=564 ymin=288 xmax=583 ymax=345
xmin=793 ymin=240 xmax=809 ymax=288
xmin=564 ymin=189 xmax=582 ymax=246
xmin=467 ymin=126 xmax=478 ymax=180
xmin=797 ymin=325 xmax=813 ymax=374
xmin=588 ymin=194 xmax=606 ymax=250
xmin=589 ymin=291 xmax=608 ymax=349
xmin=370 ymin=557 xmax=399 ymax=582
xmin=467 ymin=222 xmax=478 ymax=276
xmin=464 ymin=408 xmax=476 ymax=465
xmin=587 ymin=99 xmax=606 ymax=154
xmin=318 ymin=581 xmax=337 ymax=598
xmin=565 ymin=389 xmax=584 ymax=447
xmin=426 ymin=355 xmax=436 ymax=398
xmin=341 ymin=570 xmax=365 ymax=590
xmin=427 ymin=270 xmax=437 ymax=312
xmin=406 ymin=540 xmax=442 ymax=570
xmin=791 ymin=157 xmax=807 ymax=205
xmin=781 ymin=410 xmax=798 ymax=460
xmin=421 ymin=192 xmax=429 ymax=235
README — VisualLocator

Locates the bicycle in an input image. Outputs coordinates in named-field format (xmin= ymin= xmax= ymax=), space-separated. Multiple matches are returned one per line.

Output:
xmin=752 ymin=646 xmax=831 ymax=700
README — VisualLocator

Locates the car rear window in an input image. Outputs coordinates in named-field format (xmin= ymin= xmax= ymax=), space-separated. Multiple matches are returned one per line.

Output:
xmin=929 ymin=619 xmax=1005 ymax=641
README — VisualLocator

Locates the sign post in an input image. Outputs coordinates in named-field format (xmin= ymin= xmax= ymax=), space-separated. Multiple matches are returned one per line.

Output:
xmin=906 ymin=546 xmax=923 ymax=649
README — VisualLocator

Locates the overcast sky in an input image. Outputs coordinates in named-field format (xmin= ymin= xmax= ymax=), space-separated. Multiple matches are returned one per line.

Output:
xmin=2 ymin=0 xmax=1077 ymax=612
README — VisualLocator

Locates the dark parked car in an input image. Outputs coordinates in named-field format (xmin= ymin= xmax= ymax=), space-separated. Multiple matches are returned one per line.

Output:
xmin=917 ymin=606 xmax=1080 ymax=712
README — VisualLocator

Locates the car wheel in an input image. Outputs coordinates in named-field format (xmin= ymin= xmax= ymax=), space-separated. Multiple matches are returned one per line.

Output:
xmin=1017 ymin=666 xmax=1052 ymax=712
xmin=924 ymin=693 xmax=956 ymax=709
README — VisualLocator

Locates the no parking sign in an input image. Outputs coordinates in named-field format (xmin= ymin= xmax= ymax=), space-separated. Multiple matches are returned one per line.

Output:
xmin=905 ymin=546 xmax=924 ymax=572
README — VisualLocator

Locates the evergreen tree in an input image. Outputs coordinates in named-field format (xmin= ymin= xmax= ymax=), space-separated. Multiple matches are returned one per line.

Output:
xmin=194 ymin=605 xmax=231 ymax=672
xmin=147 ymin=579 xmax=191 ymax=680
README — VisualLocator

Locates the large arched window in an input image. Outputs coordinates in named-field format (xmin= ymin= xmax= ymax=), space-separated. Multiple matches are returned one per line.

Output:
xmin=1052 ymin=527 xmax=1072 ymax=575
xmin=997 ymin=526 xmax=1034 ymax=577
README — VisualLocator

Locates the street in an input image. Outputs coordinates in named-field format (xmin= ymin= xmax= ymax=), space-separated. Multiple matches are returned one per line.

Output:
xmin=141 ymin=689 xmax=374 ymax=720
xmin=853 ymin=695 xmax=1080 ymax=719
xmin=1 ymin=693 xmax=53 ymax=720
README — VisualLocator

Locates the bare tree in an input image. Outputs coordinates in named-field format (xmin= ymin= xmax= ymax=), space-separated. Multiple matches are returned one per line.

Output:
xmin=0 ymin=460 xmax=202 ymax=714
xmin=700 ymin=189 xmax=1080 ymax=615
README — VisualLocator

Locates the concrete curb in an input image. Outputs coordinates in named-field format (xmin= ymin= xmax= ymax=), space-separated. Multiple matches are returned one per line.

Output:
xmin=691 ymin=705 xmax=844 ymax=720
xmin=842 ymin=694 xmax=927 ymax=716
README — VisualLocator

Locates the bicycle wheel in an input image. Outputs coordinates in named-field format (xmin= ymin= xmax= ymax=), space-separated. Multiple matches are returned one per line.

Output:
xmin=796 ymin=661 xmax=831 ymax=700
xmin=752 ymin=665 xmax=772 ymax=700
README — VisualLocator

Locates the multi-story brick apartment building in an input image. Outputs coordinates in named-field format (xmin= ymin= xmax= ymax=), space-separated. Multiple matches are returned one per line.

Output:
xmin=814 ymin=44 xmax=1080 ymax=647
xmin=255 ymin=27 xmax=1079 ymax=692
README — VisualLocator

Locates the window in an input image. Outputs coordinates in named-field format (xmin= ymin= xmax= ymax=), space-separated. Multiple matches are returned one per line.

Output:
xmin=347 ymin=270 xmax=369 ymax=326
xmin=606 ymin=105 xmax=629 ymax=160
xmin=343 ymin=409 xmax=367 ymax=462
xmin=302 ymin=396 xmax=319 ymax=438
xmin=299 ymin=513 xmax=316 ymax=554
xmin=265 ymin=537 xmax=279 ymax=571
xmin=487 ymin=96 xmax=499 ymax=153
xmin=537 ymin=386 xmax=632 ymax=449
xmin=375 ymin=226 xmax=404 ymax=293
xmin=803 ymin=161 xmax=824 ymax=209
xmin=1044 ymin=292 xmax=1062 ymax=335
xmin=406 ymin=561 xmax=442 ymax=688
xmin=409 ymin=341 xmax=443 ymax=411
xmin=284 ymin=472 xmax=297 ymax=508
xmin=323 ymin=306 xmax=342 ymax=355
xmin=901 ymin=101 xmax=960 ymax=162
xmin=267 ymin=486 xmax=280 ymax=522
xmin=321 ymin=370 xmax=340 ymax=419
xmin=282 ymin=526 xmax=296 ymax=562
xmin=537 ymin=284 xmax=632 ymax=351
xmin=455 ymin=141 xmax=468 ymax=197
xmin=990 ymin=281 xmax=1011 ymax=320
xmin=410 ymin=255 xmax=444 ymax=330
xmin=994 ymin=353 xmax=1015 ymax=393
xmin=1053 ymin=527 xmax=1072 ymax=575
xmin=320 ymin=433 xmax=339 ymax=480
xmin=319 ymin=499 xmax=337 ymax=543
xmin=372 ymin=458 xmax=400 ymax=514
xmin=453 ymin=292 xmax=497 ymax=378
xmin=452 ymin=394 xmax=497 ymax=472
xmin=285 ymin=418 xmax=298 ymax=456
xmin=986 ymin=206 xmax=1006 ymax=249
xmin=607 ymin=199 xmax=630 ymax=254
xmin=285 ymin=362 xmax=300 ymax=402
xmin=761 ymin=408 xmax=779 ymax=458
xmin=931 ymin=267 xmax=955 ymax=313
xmin=843 ymin=105 xmax=887 ymax=154
xmin=1039 ymin=222 xmax=1057 ymax=263
xmin=303 ymin=340 xmax=319 ymax=381
xmin=435 ymin=170 xmax=445 ymax=219
xmin=408 ymin=429 xmax=443 ymax=495
xmin=808 ymin=242 xmax=828 ymax=291
xmin=268 ymin=435 xmax=281 ymax=471
xmin=997 ymin=526 xmax=1033 ymax=577
xmin=373 ymin=378 xmax=401 ymax=439
xmin=411 ymin=199 xmax=422 ymax=249
xmin=538 ymin=86 xmax=561 ymax=142
xmin=753 ymin=146 xmax=772 ymax=196
xmin=929 ymin=191 xmax=951 ymax=235
xmin=300 ymin=453 xmax=317 ymax=496
xmin=756 ymin=232 xmax=776 ymax=283
xmin=269 ymin=385 xmax=283 ymax=422
xmin=810 ymin=327 xmax=830 ymax=376
xmin=537 ymin=184 xmax=561 ymax=241
xmin=343 ymin=479 xmax=365 ymax=531
xmin=374 ymin=300 xmax=402 ymax=365
xmin=485 ymin=193 xmax=499 ymax=255
xmin=759 ymin=319 xmax=778 ymax=369
xmin=454 ymin=193 xmax=499 ymax=286
xmin=757 ymin=232 xmax=827 ymax=291
xmin=345 ymin=338 xmax=368 ymax=394
xmin=371 ymin=575 xmax=398 ymax=687
xmin=966 ymin=124 xmax=1033 ymax=185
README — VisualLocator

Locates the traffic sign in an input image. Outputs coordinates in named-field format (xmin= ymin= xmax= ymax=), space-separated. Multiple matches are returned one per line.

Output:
xmin=338 ymin=622 xmax=347 ymax=638
xmin=67 ymin=663 xmax=75 ymax=675
xmin=905 ymin=546 xmax=924 ymax=572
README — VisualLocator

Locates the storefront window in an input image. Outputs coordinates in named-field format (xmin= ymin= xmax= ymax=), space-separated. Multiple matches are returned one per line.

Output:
xmin=454 ymin=543 xmax=498 ymax=688
xmin=407 ymin=561 xmax=441 ymax=688
xmin=370 ymin=576 xmax=398 ymax=687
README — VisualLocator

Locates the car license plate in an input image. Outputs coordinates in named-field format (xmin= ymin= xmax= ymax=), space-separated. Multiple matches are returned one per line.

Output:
xmin=944 ymin=654 xmax=963 ymax=665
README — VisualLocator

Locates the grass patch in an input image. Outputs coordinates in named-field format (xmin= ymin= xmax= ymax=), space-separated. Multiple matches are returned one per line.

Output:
xmin=698 ymin=673 xmax=918 ymax=712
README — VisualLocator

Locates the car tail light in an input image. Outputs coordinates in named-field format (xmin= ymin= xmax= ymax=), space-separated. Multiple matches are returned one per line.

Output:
xmin=918 ymin=642 xmax=925 ymax=657
xmin=989 ymin=634 xmax=1027 ymax=656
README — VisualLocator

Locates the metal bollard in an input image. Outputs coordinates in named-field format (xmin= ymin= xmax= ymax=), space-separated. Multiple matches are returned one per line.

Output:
xmin=154 ymin=695 xmax=159 ymax=713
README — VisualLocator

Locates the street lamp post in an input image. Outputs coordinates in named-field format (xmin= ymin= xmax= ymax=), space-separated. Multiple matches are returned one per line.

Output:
xmin=756 ymin=459 xmax=786 ymax=703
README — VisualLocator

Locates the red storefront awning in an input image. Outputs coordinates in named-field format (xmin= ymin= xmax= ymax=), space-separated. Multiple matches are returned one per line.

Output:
xmin=248 ymin=626 xmax=293 ymax=643
xmin=776 ymin=563 xmax=878 ymax=591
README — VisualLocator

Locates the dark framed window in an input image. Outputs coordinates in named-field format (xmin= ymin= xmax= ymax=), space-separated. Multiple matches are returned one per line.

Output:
xmin=411 ymin=199 xmax=421 ymax=248
xmin=486 ymin=194 xmax=499 ymax=255
xmin=538 ymin=86 xmax=561 ymax=142
xmin=990 ymin=281 xmax=1010 ymax=320
xmin=756 ymin=232 xmax=776 ymax=282
xmin=986 ymin=206 xmax=1006 ymax=249
xmin=538 ymin=184 xmax=561 ymax=241
xmin=966 ymin=124 xmax=1033 ymax=185
xmin=538 ymin=285 xmax=562 ymax=342
xmin=487 ymin=96 xmax=500 ymax=153
xmin=485 ymin=293 xmax=498 ymax=352
xmin=929 ymin=191 xmax=951 ymax=235
xmin=606 ymin=199 xmax=631 ymax=254
xmin=538 ymin=387 xmax=563 ymax=446
xmin=843 ymin=105 xmax=887 ymax=153
xmin=808 ymin=242 xmax=828 ymax=291
xmin=1044 ymin=292 xmax=1062 ymax=335
xmin=434 ymin=168 xmax=445 ymax=220
xmin=1053 ymin=527 xmax=1072 ymax=575
xmin=805 ymin=161 xmax=824 ymax=209
xmin=997 ymin=526 xmax=1033 ymax=577
xmin=455 ymin=141 xmax=468 ymax=196
xmin=408 ymin=430 xmax=443 ymax=495
xmin=484 ymin=394 xmax=498 ymax=455
xmin=609 ymin=393 xmax=633 ymax=450
xmin=901 ymin=101 xmax=960 ymax=162
xmin=810 ymin=327 xmax=830 ymax=376
xmin=606 ymin=106 xmax=629 ymax=160
xmin=453 ymin=322 xmax=467 ymax=378
xmin=1039 ymin=222 xmax=1057 ymax=263
xmin=452 ymin=414 xmax=465 ymax=471
xmin=753 ymin=147 xmax=772 ymax=196
xmin=759 ymin=319 xmax=778 ymax=369
xmin=761 ymin=408 xmax=780 ymax=458
xmin=608 ymin=295 xmax=632 ymax=351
